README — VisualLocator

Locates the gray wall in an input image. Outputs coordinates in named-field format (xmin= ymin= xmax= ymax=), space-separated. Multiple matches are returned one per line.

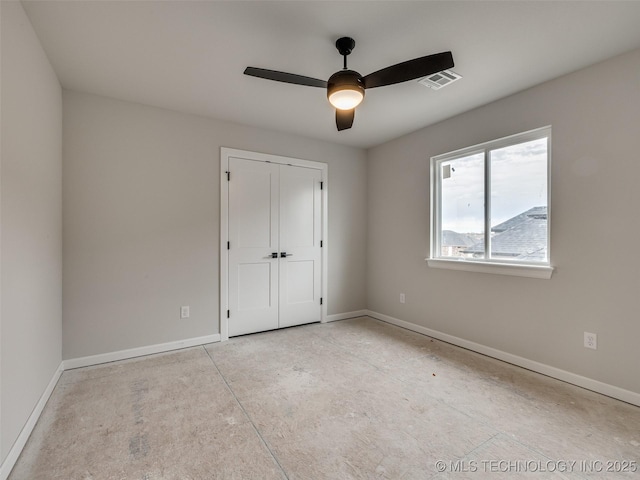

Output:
xmin=1 ymin=1 xmax=63 ymax=462
xmin=63 ymin=91 xmax=367 ymax=359
xmin=367 ymin=48 xmax=640 ymax=394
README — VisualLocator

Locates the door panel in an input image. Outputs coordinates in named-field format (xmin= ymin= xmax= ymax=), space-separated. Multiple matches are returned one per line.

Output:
xmin=279 ymin=166 xmax=322 ymax=328
xmin=286 ymin=260 xmax=315 ymax=304
xmin=234 ymin=167 xmax=275 ymax=249
xmin=281 ymin=174 xmax=316 ymax=247
xmin=228 ymin=157 xmax=279 ymax=336
xmin=237 ymin=263 xmax=273 ymax=310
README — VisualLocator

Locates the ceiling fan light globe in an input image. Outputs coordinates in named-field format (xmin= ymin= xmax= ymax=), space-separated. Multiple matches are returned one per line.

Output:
xmin=327 ymin=69 xmax=365 ymax=111
xmin=329 ymin=89 xmax=364 ymax=110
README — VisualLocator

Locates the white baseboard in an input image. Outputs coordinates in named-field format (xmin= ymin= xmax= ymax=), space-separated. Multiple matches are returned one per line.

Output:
xmin=324 ymin=310 xmax=368 ymax=323
xmin=0 ymin=362 xmax=64 ymax=480
xmin=63 ymin=333 xmax=221 ymax=370
xmin=366 ymin=310 xmax=640 ymax=407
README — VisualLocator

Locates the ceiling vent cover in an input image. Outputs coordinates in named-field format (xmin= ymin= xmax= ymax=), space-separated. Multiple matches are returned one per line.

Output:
xmin=418 ymin=70 xmax=461 ymax=90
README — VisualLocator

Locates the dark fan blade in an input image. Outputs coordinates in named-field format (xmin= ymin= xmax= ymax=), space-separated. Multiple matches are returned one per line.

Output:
xmin=336 ymin=109 xmax=355 ymax=131
xmin=363 ymin=51 xmax=454 ymax=89
xmin=244 ymin=67 xmax=327 ymax=88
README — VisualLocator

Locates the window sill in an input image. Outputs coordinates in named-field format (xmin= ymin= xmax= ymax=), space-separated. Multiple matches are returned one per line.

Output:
xmin=426 ymin=258 xmax=554 ymax=279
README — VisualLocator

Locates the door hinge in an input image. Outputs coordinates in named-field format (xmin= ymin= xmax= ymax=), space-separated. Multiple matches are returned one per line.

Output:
xmin=320 ymin=240 xmax=323 ymax=248
xmin=227 ymin=310 xmax=230 ymax=318
xmin=320 ymin=297 xmax=323 ymax=305
xmin=320 ymin=181 xmax=323 ymax=190
xmin=226 ymin=171 xmax=230 ymax=181
xmin=227 ymin=241 xmax=230 ymax=250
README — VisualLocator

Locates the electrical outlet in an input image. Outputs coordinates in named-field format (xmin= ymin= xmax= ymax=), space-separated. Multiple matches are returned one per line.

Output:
xmin=180 ymin=306 xmax=190 ymax=319
xmin=400 ymin=293 xmax=406 ymax=304
xmin=584 ymin=332 xmax=597 ymax=350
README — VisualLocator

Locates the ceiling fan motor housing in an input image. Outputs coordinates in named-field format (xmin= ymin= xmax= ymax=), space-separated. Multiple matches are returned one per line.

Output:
xmin=327 ymin=69 xmax=365 ymax=109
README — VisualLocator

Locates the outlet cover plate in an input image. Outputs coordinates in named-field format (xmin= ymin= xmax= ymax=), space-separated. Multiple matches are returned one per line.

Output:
xmin=584 ymin=332 xmax=597 ymax=350
xmin=181 ymin=306 xmax=190 ymax=319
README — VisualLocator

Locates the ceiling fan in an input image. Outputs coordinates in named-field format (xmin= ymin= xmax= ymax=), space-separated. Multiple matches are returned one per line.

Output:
xmin=244 ymin=37 xmax=454 ymax=131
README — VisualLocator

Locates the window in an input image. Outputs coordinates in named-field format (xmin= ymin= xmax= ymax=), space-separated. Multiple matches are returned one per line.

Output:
xmin=429 ymin=127 xmax=552 ymax=278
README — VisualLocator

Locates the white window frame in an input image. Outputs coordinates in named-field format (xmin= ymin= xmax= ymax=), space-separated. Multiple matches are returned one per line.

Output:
xmin=428 ymin=126 xmax=554 ymax=279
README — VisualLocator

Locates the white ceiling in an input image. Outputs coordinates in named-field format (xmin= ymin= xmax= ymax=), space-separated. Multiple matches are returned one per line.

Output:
xmin=21 ymin=1 xmax=640 ymax=149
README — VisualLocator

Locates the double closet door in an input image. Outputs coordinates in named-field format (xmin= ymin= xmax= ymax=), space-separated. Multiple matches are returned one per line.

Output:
xmin=227 ymin=156 xmax=323 ymax=337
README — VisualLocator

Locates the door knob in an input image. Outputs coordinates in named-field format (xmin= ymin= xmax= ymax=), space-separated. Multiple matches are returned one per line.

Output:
xmin=271 ymin=252 xmax=278 ymax=258
xmin=280 ymin=252 xmax=293 ymax=258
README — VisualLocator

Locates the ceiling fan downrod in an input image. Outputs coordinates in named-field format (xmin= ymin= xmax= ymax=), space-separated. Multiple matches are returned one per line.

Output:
xmin=335 ymin=37 xmax=355 ymax=69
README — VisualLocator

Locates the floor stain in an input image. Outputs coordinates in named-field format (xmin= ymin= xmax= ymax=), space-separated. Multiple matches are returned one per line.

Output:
xmin=128 ymin=433 xmax=149 ymax=460
xmin=130 ymin=379 xmax=149 ymax=459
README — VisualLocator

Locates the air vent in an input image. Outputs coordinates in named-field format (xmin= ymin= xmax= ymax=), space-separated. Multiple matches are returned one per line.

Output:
xmin=418 ymin=70 xmax=461 ymax=90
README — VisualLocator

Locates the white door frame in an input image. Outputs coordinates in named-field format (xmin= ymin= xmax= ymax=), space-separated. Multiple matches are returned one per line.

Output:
xmin=220 ymin=147 xmax=328 ymax=341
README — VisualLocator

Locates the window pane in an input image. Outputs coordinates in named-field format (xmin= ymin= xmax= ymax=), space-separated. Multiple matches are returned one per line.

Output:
xmin=440 ymin=153 xmax=484 ymax=259
xmin=490 ymin=138 xmax=548 ymax=262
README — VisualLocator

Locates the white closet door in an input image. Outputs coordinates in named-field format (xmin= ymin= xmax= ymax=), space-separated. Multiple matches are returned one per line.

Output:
xmin=278 ymin=165 xmax=322 ymax=328
xmin=228 ymin=157 xmax=279 ymax=337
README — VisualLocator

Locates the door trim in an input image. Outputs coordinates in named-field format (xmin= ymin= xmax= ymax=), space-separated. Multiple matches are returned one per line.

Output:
xmin=220 ymin=147 xmax=328 ymax=341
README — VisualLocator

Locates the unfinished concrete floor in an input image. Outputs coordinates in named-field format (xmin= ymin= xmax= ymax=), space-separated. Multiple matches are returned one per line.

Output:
xmin=9 ymin=317 xmax=640 ymax=479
